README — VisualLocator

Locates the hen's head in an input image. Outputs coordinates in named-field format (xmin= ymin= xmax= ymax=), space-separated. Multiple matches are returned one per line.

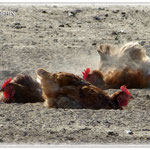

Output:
xmin=117 ymin=85 xmax=133 ymax=109
xmin=0 ymin=78 xmax=15 ymax=99
xmin=82 ymin=68 xmax=104 ymax=87
xmin=82 ymin=68 xmax=90 ymax=81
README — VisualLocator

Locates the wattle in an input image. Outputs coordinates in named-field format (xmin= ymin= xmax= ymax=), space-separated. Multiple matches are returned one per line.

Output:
xmin=122 ymin=100 xmax=128 ymax=106
xmin=3 ymin=92 xmax=10 ymax=99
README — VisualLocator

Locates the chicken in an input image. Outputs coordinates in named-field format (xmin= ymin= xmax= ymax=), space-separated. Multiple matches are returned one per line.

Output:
xmin=97 ymin=42 xmax=150 ymax=75
xmin=0 ymin=74 xmax=44 ymax=103
xmin=82 ymin=68 xmax=106 ymax=89
xmin=82 ymin=67 xmax=149 ymax=89
xmin=37 ymin=68 xmax=133 ymax=110
xmin=104 ymin=67 xmax=148 ymax=89
xmin=85 ymin=42 xmax=150 ymax=89
xmin=36 ymin=68 xmax=90 ymax=108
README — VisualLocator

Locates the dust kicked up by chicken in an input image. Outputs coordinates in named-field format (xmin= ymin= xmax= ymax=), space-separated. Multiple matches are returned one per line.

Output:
xmin=1 ymin=42 xmax=149 ymax=110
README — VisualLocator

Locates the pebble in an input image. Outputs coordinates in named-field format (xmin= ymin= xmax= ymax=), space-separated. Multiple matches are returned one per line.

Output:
xmin=112 ymin=10 xmax=120 ymax=13
xmin=139 ymin=41 xmax=146 ymax=46
xmin=115 ymin=36 xmax=119 ymax=40
xmin=53 ymin=39 xmax=58 ymax=43
xmin=93 ymin=16 xmax=101 ymax=21
xmin=107 ymin=131 xmax=118 ymax=136
xmin=12 ymin=23 xmax=26 ymax=29
xmin=142 ymin=129 xmax=150 ymax=131
xmin=105 ymin=14 xmax=109 ymax=17
xmin=125 ymin=130 xmax=133 ymax=135
xmin=119 ymin=30 xmax=126 ymax=34
xmin=68 ymin=9 xmax=82 ymax=17
xmin=92 ymin=43 xmax=97 ymax=46
xmin=14 ymin=22 xmax=21 ymax=26
xmin=68 ymin=12 xmax=75 ymax=17
xmin=23 ymin=131 xmax=27 ymax=136
xmin=121 ymin=12 xmax=126 ymax=15
xmin=66 ymin=24 xmax=71 ymax=27
xmin=41 ymin=10 xmax=47 ymax=14
xmin=59 ymin=24 xmax=65 ymax=27
xmin=112 ymin=31 xmax=118 ymax=35
xmin=146 ymin=95 xmax=150 ymax=99
xmin=98 ymin=7 xmax=105 ymax=10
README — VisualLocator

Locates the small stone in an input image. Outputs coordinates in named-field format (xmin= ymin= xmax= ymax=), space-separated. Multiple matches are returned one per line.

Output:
xmin=5 ymin=118 xmax=11 ymax=121
xmin=92 ymin=43 xmax=97 ymax=46
xmin=59 ymin=24 xmax=65 ymax=27
xmin=125 ymin=130 xmax=133 ymax=135
xmin=121 ymin=12 xmax=126 ymax=15
xmin=98 ymin=7 xmax=105 ymax=10
xmin=0 ymin=139 xmax=3 ymax=142
xmin=12 ymin=23 xmax=26 ymax=29
xmin=146 ymin=95 xmax=150 ymax=99
xmin=66 ymin=24 xmax=71 ymax=27
xmin=119 ymin=30 xmax=126 ymax=34
xmin=53 ymin=39 xmax=58 ymax=43
xmin=68 ymin=12 xmax=75 ymax=17
xmin=93 ymin=16 xmax=101 ymax=21
xmin=66 ymin=137 xmax=74 ymax=141
xmin=23 ymin=131 xmax=27 ymax=136
xmin=74 ymin=9 xmax=82 ymax=14
xmin=14 ymin=22 xmax=21 ymax=25
xmin=107 ymin=131 xmax=118 ymax=136
xmin=142 ymin=129 xmax=150 ymax=131
xmin=112 ymin=10 xmax=120 ymax=13
xmin=49 ymin=26 xmax=53 ymax=28
xmin=41 ymin=10 xmax=47 ymax=13
xmin=112 ymin=31 xmax=118 ymax=35
xmin=105 ymin=14 xmax=109 ymax=17
xmin=120 ymin=30 xmax=124 ymax=33
xmin=115 ymin=36 xmax=119 ymax=40
xmin=50 ymin=131 xmax=55 ymax=134
xmin=140 ymin=41 xmax=146 ymax=46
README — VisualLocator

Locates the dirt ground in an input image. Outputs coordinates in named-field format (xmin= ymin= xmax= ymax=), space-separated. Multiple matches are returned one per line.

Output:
xmin=0 ymin=4 xmax=150 ymax=146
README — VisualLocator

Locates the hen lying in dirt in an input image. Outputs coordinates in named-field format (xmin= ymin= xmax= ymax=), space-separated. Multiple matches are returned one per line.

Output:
xmin=37 ymin=68 xmax=133 ymax=110
xmin=82 ymin=67 xmax=150 ymax=89
xmin=87 ymin=42 xmax=150 ymax=89
xmin=98 ymin=42 xmax=150 ymax=75
xmin=0 ymin=75 xmax=44 ymax=103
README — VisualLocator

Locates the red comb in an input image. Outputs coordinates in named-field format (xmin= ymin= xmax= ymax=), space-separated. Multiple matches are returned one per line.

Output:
xmin=2 ymin=78 xmax=12 ymax=89
xmin=120 ymin=85 xmax=132 ymax=96
xmin=82 ymin=68 xmax=90 ymax=80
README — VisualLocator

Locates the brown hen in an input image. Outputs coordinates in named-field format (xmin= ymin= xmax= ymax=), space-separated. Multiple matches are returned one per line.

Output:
xmin=37 ymin=68 xmax=133 ymax=110
xmin=0 ymin=75 xmax=44 ymax=103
